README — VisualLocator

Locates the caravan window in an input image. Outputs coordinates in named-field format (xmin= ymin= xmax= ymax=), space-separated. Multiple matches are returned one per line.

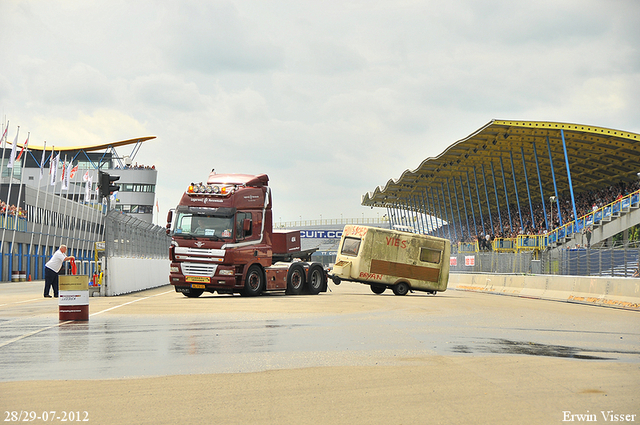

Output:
xmin=420 ymin=247 xmax=442 ymax=264
xmin=341 ymin=237 xmax=361 ymax=256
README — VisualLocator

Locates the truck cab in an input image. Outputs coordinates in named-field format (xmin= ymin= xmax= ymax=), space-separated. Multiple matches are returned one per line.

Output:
xmin=167 ymin=172 xmax=327 ymax=297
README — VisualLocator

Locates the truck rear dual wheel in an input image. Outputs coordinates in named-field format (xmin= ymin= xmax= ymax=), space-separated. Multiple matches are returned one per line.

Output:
xmin=286 ymin=264 xmax=305 ymax=295
xmin=392 ymin=282 xmax=410 ymax=296
xmin=306 ymin=264 xmax=326 ymax=295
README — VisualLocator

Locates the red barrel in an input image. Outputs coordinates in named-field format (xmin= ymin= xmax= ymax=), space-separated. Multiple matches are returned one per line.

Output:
xmin=59 ymin=275 xmax=89 ymax=321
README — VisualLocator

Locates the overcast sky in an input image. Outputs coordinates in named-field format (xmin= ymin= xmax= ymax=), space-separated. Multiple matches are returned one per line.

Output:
xmin=1 ymin=0 xmax=638 ymax=225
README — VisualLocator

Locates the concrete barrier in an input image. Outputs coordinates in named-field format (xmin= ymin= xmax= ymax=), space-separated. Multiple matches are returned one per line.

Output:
xmin=449 ymin=273 xmax=640 ymax=310
xmin=102 ymin=258 xmax=170 ymax=296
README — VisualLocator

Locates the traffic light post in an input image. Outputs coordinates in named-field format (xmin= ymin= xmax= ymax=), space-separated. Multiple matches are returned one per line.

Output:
xmin=97 ymin=171 xmax=120 ymax=296
xmin=98 ymin=171 xmax=120 ymax=210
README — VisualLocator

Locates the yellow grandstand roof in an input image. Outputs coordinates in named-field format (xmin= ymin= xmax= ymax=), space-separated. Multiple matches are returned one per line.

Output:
xmin=362 ymin=120 xmax=640 ymax=215
xmin=10 ymin=136 xmax=156 ymax=152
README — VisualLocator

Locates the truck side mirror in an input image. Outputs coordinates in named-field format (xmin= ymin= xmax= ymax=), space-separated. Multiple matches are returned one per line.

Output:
xmin=166 ymin=210 xmax=174 ymax=235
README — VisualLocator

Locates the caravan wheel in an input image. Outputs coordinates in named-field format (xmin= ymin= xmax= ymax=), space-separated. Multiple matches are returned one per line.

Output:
xmin=392 ymin=282 xmax=410 ymax=296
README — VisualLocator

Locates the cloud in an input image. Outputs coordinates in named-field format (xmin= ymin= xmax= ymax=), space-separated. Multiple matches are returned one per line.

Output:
xmin=160 ymin=1 xmax=284 ymax=74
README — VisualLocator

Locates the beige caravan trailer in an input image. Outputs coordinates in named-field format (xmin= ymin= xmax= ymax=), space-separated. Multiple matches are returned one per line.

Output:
xmin=330 ymin=225 xmax=450 ymax=295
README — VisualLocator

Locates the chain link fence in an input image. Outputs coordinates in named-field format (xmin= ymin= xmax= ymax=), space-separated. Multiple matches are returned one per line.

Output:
xmin=105 ymin=209 xmax=170 ymax=258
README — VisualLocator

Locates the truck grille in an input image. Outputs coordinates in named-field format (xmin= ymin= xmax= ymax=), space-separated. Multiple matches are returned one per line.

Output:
xmin=181 ymin=263 xmax=218 ymax=277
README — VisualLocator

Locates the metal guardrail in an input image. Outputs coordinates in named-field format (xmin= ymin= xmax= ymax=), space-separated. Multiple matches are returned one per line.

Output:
xmin=449 ymin=244 xmax=640 ymax=277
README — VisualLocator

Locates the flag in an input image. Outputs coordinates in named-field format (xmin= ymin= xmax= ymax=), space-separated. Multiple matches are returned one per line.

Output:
xmin=39 ymin=142 xmax=47 ymax=181
xmin=69 ymin=164 xmax=79 ymax=179
xmin=85 ymin=176 xmax=92 ymax=202
xmin=0 ymin=125 xmax=7 ymax=143
xmin=16 ymin=134 xmax=29 ymax=161
xmin=50 ymin=151 xmax=60 ymax=186
xmin=156 ymin=199 xmax=159 ymax=212
xmin=62 ymin=158 xmax=71 ymax=191
xmin=83 ymin=170 xmax=90 ymax=181
xmin=7 ymin=128 xmax=19 ymax=169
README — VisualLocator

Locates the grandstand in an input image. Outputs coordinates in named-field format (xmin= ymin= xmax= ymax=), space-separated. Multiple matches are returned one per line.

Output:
xmin=361 ymin=120 xmax=640 ymax=255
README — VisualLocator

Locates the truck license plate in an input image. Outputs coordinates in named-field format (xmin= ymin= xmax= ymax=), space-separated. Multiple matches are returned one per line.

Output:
xmin=186 ymin=276 xmax=209 ymax=283
xmin=191 ymin=284 xmax=206 ymax=289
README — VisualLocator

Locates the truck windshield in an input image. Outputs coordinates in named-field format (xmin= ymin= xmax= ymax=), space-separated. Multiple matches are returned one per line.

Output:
xmin=173 ymin=212 xmax=234 ymax=240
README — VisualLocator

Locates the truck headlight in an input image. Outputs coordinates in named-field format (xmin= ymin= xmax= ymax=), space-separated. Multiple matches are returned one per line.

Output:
xmin=170 ymin=266 xmax=180 ymax=273
xmin=218 ymin=269 xmax=234 ymax=276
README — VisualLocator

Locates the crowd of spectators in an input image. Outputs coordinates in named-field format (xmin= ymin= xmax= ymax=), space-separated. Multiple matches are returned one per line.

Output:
xmin=114 ymin=163 xmax=155 ymax=170
xmin=0 ymin=200 xmax=27 ymax=219
xmin=437 ymin=179 xmax=640 ymax=249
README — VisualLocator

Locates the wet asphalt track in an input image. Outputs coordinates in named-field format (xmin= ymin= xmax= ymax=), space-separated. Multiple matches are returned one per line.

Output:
xmin=1 ymin=280 xmax=638 ymax=383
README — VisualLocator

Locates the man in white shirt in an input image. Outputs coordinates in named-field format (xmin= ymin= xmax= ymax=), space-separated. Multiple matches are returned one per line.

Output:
xmin=44 ymin=245 xmax=75 ymax=298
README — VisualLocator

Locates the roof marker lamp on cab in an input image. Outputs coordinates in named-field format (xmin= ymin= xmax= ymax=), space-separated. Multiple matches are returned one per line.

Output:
xmin=187 ymin=183 xmax=235 ymax=195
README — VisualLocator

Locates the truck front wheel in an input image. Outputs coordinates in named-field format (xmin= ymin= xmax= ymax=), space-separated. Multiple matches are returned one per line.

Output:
xmin=392 ymin=282 xmax=410 ymax=296
xmin=242 ymin=265 xmax=264 ymax=296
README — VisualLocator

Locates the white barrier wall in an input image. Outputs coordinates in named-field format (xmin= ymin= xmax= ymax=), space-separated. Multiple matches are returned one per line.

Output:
xmin=104 ymin=258 xmax=170 ymax=296
xmin=449 ymin=273 xmax=640 ymax=310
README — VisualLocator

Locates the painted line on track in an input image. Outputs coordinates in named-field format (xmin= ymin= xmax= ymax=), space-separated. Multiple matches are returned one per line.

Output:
xmin=0 ymin=290 xmax=174 ymax=349
xmin=89 ymin=290 xmax=174 ymax=316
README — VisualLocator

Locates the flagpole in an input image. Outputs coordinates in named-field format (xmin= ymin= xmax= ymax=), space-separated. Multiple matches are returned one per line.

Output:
xmin=57 ymin=155 xmax=71 ymax=250
xmin=43 ymin=148 xmax=57 ymax=259
xmin=0 ymin=122 xmax=7 ymax=274
xmin=78 ymin=172 xmax=91 ymax=267
xmin=1 ymin=126 xmax=19 ymax=258
xmin=67 ymin=162 xmax=80 ymax=252
xmin=51 ymin=154 xmax=66 ymax=249
xmin=30 ymin=142 xmax=46 ymax=277
xmin=10 ymin=133 xmax=28 ymax=272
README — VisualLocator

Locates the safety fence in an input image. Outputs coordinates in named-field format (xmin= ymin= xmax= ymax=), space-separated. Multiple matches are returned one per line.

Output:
xmin=104 ymin=209 xmax=170 ymax=259
xmin=450 ymin=243 xmax=640 ymax=277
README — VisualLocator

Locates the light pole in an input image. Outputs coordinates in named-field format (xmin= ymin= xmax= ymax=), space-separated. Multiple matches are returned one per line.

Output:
xmin=549 ymin=196 xmax=556 ymax=229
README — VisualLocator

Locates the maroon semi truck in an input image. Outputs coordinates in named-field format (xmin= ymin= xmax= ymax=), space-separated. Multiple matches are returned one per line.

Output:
xmin=166 ymin=172 xmax=327 ymax=297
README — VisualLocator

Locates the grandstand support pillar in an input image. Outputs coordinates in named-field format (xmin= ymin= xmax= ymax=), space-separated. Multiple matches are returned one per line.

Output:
xmin=457 ymin=176 xmax=470 ymax=239
xmin=439 ymin=184 xmax=452 ymax=241
xmin=428 ymin=187 xmax=440 ymax=238
xmin=509 ymin=151 xmax=524 ymax=232
xmin=419 ymin=195 xmax=429 ymax=235
xmin=408 ymin=197 xmax=419 ymax=233
xmin=450 ymin=177 xmax=464 ymax=240
xmin=421 ymin=192 xmax=434 ymax=235
xmin=560 ymin=129 xmax=579 ymax=226
xmin=547 ymin=136 xmax=562 ymax=226
xmin=489 ymin=161 xmax=504 ymax=234
xmin=465 ymin=171 xmax=478 ymax=236
xmin=499 ymin=156 xmax=514 ymax=233
xmin=445 ymin=179 xmax=458 ymax=241
xmin=481 ymin=164 xmax=494 ymax=233
xmin=433 ymin=187 xmax=443 ymax=238
xmin=520 ymin=146 xmax=535 ymax=230
xmin=472 ymin=167 xmax=486 ymax=234
xmin=532 ymin=141 xmax=549 ymax=230
xmin=623 ymin=228 xmax=629 ymax=247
